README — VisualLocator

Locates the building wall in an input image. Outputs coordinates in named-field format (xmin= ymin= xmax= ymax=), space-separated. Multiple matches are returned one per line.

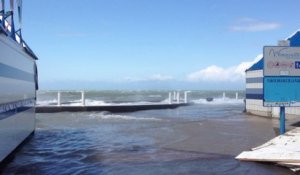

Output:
xmin=246 ymin=69 xmax=300 ymax=118
xmin=245 ymin=70 xmax=271 ymax=117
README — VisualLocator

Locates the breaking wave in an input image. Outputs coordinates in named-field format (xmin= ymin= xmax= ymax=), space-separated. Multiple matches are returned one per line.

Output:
xmin=37 ymin=98 xmax=170 ymax=106
xmin=192 ymin=98 xmax=244 ymax=105
xmin=88 ymin=112 xmax=162 ymax=121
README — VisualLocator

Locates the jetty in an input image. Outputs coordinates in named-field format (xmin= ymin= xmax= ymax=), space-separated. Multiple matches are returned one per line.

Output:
xmin=36 ymin=103 xmax=189 ymax=113
xmin=36 ymin=91 xmax=191 ymax=113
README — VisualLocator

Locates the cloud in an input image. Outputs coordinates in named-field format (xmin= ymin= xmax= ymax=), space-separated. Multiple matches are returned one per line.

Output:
xmin=187 ymin=54 xmax=262 ymax=82
xmin=230 ymin=18 xmax=281 ymax=32
xmin=124 ymin=74 xmax=173 ymax=82
xmin=149 ymin=74 xmax=173 ymax=81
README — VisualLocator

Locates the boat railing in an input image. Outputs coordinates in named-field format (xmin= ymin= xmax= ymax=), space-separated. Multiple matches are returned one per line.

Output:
xmin=0 ymin=18 xmax=38 ymax=60
xmin=0 ymin=0 xmax=38 ymax=60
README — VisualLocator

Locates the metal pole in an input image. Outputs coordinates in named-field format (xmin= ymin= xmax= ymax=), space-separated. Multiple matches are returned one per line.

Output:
xmin=184 ymin=91 xmax=191 ymax=104
xmin=177 ymin=92 xmax=180 ymax=103
xmin=81 ymin=91 xmax=85 ymax=106
xmin=236 ymin=92 xmax=238 ymax=100
xmin=173 ymin=91 xmax=176 ymax=101
xmin=1 ymin=0 xmax=5 ymax=27
xmin=280 ymin=106 xmax=286 ymax=134
xmin=168 ymin=92 xmax=172 ymax=104
xmin=57 ymin=91 xmax=61 ymax=106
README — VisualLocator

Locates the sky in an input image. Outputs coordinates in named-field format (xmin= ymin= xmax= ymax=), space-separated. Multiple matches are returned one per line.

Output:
xmin=18 ymin=0 xmax=300 ymax=90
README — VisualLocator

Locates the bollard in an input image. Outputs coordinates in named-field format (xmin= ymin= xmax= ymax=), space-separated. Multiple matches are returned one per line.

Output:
xmin=184 ymin=91 xmax=191 ymax=103
xmin=173 ymin=91 xmax=176 ymax=101
xmin=177 ymin=91 xmax=180 ymax=103
xmin=236 ymin=92 xmax=238 ymax=100
xmin=223 ymin=92 xmax=226 ymax=100
xmin=57 ymin=91 xmax=61 ymax=106
xmin=168 ymin=92 xmax=172 ymax=104
xmin=81 ymin=91 xmax=85 ymax=106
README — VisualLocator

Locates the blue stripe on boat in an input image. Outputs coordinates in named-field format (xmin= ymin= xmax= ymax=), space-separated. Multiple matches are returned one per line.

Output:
xmin=0 ymin=98 xmax=35 ymax=120
xmin=0 ymin=63 xmax=34 ymax=82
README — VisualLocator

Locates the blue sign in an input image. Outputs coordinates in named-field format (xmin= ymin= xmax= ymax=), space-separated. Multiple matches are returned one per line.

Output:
xmin=262 ymin=46 xmax=300 ymax=133
xmin=264 ymin=76 xmax=300 ymax=107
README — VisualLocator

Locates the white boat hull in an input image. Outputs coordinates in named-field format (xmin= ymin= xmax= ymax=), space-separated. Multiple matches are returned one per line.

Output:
xmin=0 ymin=33 xmax=36 ymax=162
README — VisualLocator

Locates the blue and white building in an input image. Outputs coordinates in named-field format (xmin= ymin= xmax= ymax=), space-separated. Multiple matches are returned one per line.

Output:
xmin=245 ymin=30 xmax=300 ymax=118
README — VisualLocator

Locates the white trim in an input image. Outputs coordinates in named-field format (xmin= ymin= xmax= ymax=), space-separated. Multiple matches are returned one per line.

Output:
xmin=246 ymin=83 xmax=263 ymax=89
xmin=246 ymin=70 xmax=263 ymax=78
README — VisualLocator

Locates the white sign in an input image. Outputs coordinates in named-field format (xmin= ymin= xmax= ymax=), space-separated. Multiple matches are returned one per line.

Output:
xmin=264 ymin=46 xmax=300 ymax=76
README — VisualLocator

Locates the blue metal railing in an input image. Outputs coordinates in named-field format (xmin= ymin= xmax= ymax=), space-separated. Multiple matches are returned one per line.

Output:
xmin=0 ymin=15 xmax=38 ymax=60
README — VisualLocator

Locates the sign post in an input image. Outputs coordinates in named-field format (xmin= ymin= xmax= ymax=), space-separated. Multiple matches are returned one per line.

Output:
xmin=280 ymin=106 xmax=285 ymax=134
xmin=263 ymin=46 xmax=300 ymax=134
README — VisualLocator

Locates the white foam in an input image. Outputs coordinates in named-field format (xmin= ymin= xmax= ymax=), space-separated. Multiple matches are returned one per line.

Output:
xmin=113 ymin=100 xmax=169 ymax=106
xmin=66 ymin=99 xmax=110 ymax=106
xmin=192 ymin=97 xmax=243 ymax=105
xmin=36 ymin=99 xmax=108 ymax=106
xmin=37 ymin=98 xmax=170 ymax=106
xmin=97 ymin=98 xmax=171 ymax=106
xmin=89 ymin=113 xmax=162 ymax=121
xmin=36 ymin=99 xmax=58 ymax=106
xmin=85 ymin=99 xmax=110 ymax=106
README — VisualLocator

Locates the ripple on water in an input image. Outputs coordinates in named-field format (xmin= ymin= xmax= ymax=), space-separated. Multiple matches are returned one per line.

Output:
xmin=1 ymin=105 xmax=293 ymax=175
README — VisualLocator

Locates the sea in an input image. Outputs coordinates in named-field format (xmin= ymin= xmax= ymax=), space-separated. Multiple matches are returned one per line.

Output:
xmin=0 ymin=90 xmax=294 ymax=175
